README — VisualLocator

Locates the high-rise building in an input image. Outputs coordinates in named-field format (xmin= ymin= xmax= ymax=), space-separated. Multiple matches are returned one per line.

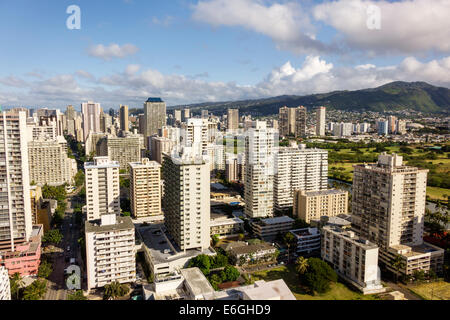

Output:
xmin=181 ymin=118 xmax=209 ymax=157
xmin=376 ymin=119 xmax=389 ymax=136
xmin=65 ymin=105 xmax=76 ymax=120
xmin=82 ymin=101 xmax=101 ymax=142
xmin=227 ymin=109 xmax=239 ymax=131
xmin=201 ymin=110 xmax=209 ymax=119
xmin=150 ymin=136 xmax=175 ymax=164
xmin=162 ymin=151 xmax=211 ymax=252
xmin=225 ymin=154 xmax=239 ymax=182
xmin=293 ymin=189 xmax=347 ymax=223
xmin=84 ymin=157 xmax=120 ymax=222
xmin=279 ymin=106 xmax=296 ymax=136
xmin=396 ymin=119 xmax=407 ymax=134
xmin=294 ymin=106 xmax=307 ymax=138
xmin=182 ymin=108 xmax=190 ymax=122
xmin=333 ymin=122 xmax=353 ymax=137
xmin=129 ymin=158 xmax=162 ymax=218
xmin=0 ymin=266 xmax=11 ymax=300
xmin=352 ymin=153 xmax=444 ymax=276
xmin=274 ymin=143 xmax=328 ymax=212
xmin=244 ymin=121 xmax=277 ymax=218
xmin=143 ymin=98 xmax=166 ymax=147
xmin=0 ymin=111 xmax=33 ymax=252
xmin=174 ymin=110 xmax=182 ymax=123
xmin=120 ymin=105 xmax=129 ymax=132
xmin=97 ymin=135 xmax=142 ymax=171
xmin=85 ymin=214 xmax=136 ymax=290
xmin=388 ymin=116 xmax=397 ymax=134
xmin=316 ymin=106 xmax=326 ymax=136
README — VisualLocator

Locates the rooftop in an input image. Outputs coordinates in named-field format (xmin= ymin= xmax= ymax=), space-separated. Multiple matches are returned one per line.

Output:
xmin=180 ymin=268 xmax=215 ymax=297
xmin=228 ymin=242 xmax=275 ymax=255
xmin=146 ymin=97 xmax=164 ymax=103
xmin=291 ymin=227 xmax=320 ymax=238
xmin=257 ymin=216 xmax=295 ymax=225
xmin=301 ymin=189 xmax=347 ymax=197
xmin=85 ymin=216 xmax=134 ymax=233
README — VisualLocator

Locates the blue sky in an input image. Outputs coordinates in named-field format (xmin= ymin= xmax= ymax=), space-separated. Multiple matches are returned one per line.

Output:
xmin=0 ymin=0 xmax=448 ymax=109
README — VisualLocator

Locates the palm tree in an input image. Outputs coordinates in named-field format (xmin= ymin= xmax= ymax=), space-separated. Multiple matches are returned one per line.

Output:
xmin=295 ymin=256 xmax=309 ymax=275
xmin=104 ymin=281 xmax=129 ymax=300
xmin=392 ymin=255 xmax=406 ymax=283
xmin=23 ymin=279 xmax=47 ymax=300
xmin=9 ymin=272 xmax=25 ymax=300
xmin=283 ymin=232 xmax=295 ymax=263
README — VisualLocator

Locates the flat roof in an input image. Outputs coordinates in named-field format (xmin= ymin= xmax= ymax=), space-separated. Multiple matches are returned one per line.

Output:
xmin=85 ymin=216 xmax=134 ymax=233
xmin=302 ymin=189 xmax=347 ymax=197
xmin=180 ymin=268 xmax=215 ymax=297
xmin=229 ymin=242 xmax=275 ymax=255
xmin=291 ymin=228 xmax=319 ymax=238
xmin=211 ymin=183 xmax=227 ymax=190
xmin=240 ymin=279 xmax=296 ymax=300
xmin=259 ymin=216 xmax=294 ymax=225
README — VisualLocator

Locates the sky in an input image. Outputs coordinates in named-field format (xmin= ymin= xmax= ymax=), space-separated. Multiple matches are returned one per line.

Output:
xmin=0 ymin=0 xmax=449 ymax=110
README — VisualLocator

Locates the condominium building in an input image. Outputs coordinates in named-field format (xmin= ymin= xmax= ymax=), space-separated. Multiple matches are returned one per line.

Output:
xmin=293 ymin=189 xmax=348 ymax=223
xmin=244 ymin=121 xmax=277 ymax=218
xmin=376 ymin=119 xmax=389 ymax=136
xmin=227 ymin=108 xmax=239 ymax=131
xmin=28 ymin=136 xmax=77 ymax=186
xmin=294 ymin=106 xmax=307 ymax=138
xmin=225 ymin=154 xmax=239 ymax=182
xmin=251 ymin=216 xmax=294 ymax=241
xmin=321 ymin=226 xmax=384 ymax=294
xmin=0 ymin=266 xmax=10 ymax=300
xmin=388 ymin=116 xmax=397 ymax=134
xmin=85 ymin=214 xmax=136 ymax=290
xmin=333 ymin=122 xmax=353 ymax=137
xmin=182 ymin=109 xmax=190 ymax=122
xmin=97 ymin=135 xmax=143 ymax=171
xmin=181 ymin=118 xmax=209 ymax=157
xmin=143 ymin=98 xmax=166 ymax=147
xmin=279 ymin=106 xmax=296 ymax=137
xmin=316 ymin=106 xmax=326 ymax=136
xmin=129 ymin=158 xmax=162 ymax=218
xmin=84 ymin=157 xmax=120 ymax=222
xmin=119 ymin=105 xmax=129 ymax=132
xmin=174 ymin=110 xmax=182 ymax=123
xmin=352 ymin=153 xmax=444 ymax=276
xmin=396 ymin=119 xmax=407 ymax=134
xmin=82 ymin=101 xmax=101 ymax=142
xmin=150 ymin=136 xmax=175 ymax=164
xmin=274 ymin=143 xmax=328 ymax=211
xmin=210 ymin=213 xmax=244 ymax=236
xmin=161 ymin=151 xmax=211 ymax=251
xmin=290 ymin=227 xmax=321 ymax=256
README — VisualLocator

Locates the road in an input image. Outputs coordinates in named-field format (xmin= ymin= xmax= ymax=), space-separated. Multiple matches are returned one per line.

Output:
xmin=382 ymin=281 xmax=423 ymax=300
xmin=44 ymin=196 xmax=83 ymax=300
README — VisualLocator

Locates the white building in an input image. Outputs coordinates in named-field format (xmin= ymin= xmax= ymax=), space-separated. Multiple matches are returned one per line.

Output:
xmin=81 ymin=101 xmax=101 ymax=142
xmin=251 ymin=216 xmax=295 ymax=241
xmin=129 ymin=158 xmax=162 ymax=218
xmin=333 ymin=122 xmax=353 ymax=137
xmin=84 ymin=157 xmax=120 ymax=222
xmin=290 ymin=228 xmax=321 ymax=256
xmin=376 ymin=119 xmax=389 ymax=135
xmin=321 ymin=226 xmax=385 ymax=294
xmin=85 ymin=214 xmax=136 ymax=290
xmin=274 ymin=143 xmax=328 ymax=211
xmin=244 ymin=121 xmax=277 ymax=218
xmin=0 ymin=266 xmax=11 ymax=300
xmin=316 ymin=106 xmax=326 ymax=136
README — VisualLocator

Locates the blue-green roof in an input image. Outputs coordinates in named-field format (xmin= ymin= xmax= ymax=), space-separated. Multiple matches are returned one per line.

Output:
xmin=146 ymin=97 xmax=163 ymax=102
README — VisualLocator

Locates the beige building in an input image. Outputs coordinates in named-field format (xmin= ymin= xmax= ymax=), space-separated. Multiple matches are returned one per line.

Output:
xmin=150 ymin=136 xmax=175 ymax=164
xmin=85 ymin=214 xmax=136 ymax=290
xmin=162 ymin=151 xmax=211 ymax=252
xmin=293 ymin=189 xmax=348 ymax=223
xmin=119 ymin=105 xmax=129 ymax=132
xmin=227 ymin=108 xmax=239 ymax=131
xmin=28 ymin=136 xmax=77 ymax=186
xmin=129 ymin=158 xmax=162 ymax=218
xmin=143 ymin=98 xmax=166 ymax=147
xmin=97 ymin=135 xmax=143 ymax=171
xmin=352 ymin=153 xmax=444 ymax=276
xmin=0 ymin=266 xmax=10 ymax=300
xmin=210 ymin=213 xmax=244 ymax=236
xmin=274 ymin=143 xmax=328 ymax=211
xmin=278 ymin=106 xmax=296 ymax=136
xmin=84 ymin=157 xmax=120 ymax=222
xmin=82 ymin=101 xmax=101 ymax=142
xmin=321 ymin=226 xmax=384 ymax=294
xmin=295 ymin=106 xmax=307 ymax=138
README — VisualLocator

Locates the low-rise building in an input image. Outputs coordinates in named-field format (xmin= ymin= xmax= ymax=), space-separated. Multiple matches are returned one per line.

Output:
xmin=210 ymin=213 xmax=244 ymax=237
xmin=226 ymin=242 xmax=277 ymax=266
xmin=251 ymin=216 xmax=295 ymax=241
xmin=85 ymin=214 xmax=136 ymax=290
xmin=0 ymin=266 xmax=11 ymax=300
xmin=321 ymin=226 xmax=385 ymax=294
xmin=293 ymin=189 xmax=348 ymax=223
xmin=290 ymin=227 xmax=321 ymax=256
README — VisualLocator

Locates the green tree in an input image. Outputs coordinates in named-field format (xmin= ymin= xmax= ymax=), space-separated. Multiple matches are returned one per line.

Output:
xmin=223 ymin=265 xmax=240 ymax=282
xmin=187 ymin=254 xmax=211 ymax=275
xmin=38 ymin=260 xmax=53 ymax=279
xmin=42 ymin=229 xmax=63 ymax=245
xmin=212 ymin=253 xmax=228 ymax=268
xmin=103 ymin=281 xmax=129 ymax=300
xmin=283 ymin=232 xmax=296 ymax=263
xmin=295 ymin=256 xmax=309 ymax=275
xmin=211 ymin=234 xmax=220 ymax=247
xmin=9 ymin=272 xmax=24 ymax=300
xmin=23 ymin=279 xmax=47 ymax=300
xmin=301 ymin=258 xmax=337 ymax=294
xmin=238 ymin=233 xmax=245 ymax=241
xmin=392 ymin=255 xmax=406 ymax=283
xmin=67 ymin=290 xmax=87 ymax=300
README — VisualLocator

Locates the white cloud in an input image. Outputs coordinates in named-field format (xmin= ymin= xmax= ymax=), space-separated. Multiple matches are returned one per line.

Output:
xmin=87 ymin=43 xmax=139 ymax=60
xmin=313 ymin=0 xmax=450 ymax=54
xmin=0 ymin=56 xmax=449 ymax=107
xmin=75 ymin=70 xmax=95 ymax=80
xmin=192 ymin=0 xmax=330 ymax=54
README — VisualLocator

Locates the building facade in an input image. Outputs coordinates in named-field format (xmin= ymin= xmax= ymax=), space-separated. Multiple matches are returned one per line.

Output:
xmin=0 ymin=266 xmax=11 ymax=300
xmin=143 ymin=98 xmax=166 ymax=147
xmin=316 ymin=106 xmax=326 ymax=136
xmin=81 ymin=101 xmax=101 ymax=142
xmin=119 ymin=105 xmax=129 ymax=132
xmin=227 ymin=108 xmax=239 ymax=131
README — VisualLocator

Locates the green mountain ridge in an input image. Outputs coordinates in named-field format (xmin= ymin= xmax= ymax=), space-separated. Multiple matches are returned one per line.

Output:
xmin=169 ymin=81 xmax=450 ymax=116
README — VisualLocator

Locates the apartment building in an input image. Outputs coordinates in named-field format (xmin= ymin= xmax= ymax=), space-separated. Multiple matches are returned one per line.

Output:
xmin=274 ymin=143 xmax=328 ymax=212
xmin=0 ymin=266 xmax=10 ymax=300
xmin=294 ymin=106 xmax=307 ymax=138
xmin=81 ymin=101 xmax=101 ymax=142
xmin=119 ymin=105 xmax=129 ymax=132
xmin=279 ymin=106 xmax=296 ymax=137
xmin=97 ymin=135 xmax=143 ymax=171
xmin=293 ymin=189 xmax=348 ymax=223
xmin=28 ymin=136 xmax=77 ymax=186
xmin=210 ymin=213 xmax=244 ymax=236
xmin=143 ymin=98 xmax=166 ymax=147
xmin=227 ymin=108 xmax=239 ymax=131
xmin=150 ymin=136 xmax=174 ymax=164
xmin=321 ymin=226 xmax=384 ymax=294
xmin=161 ymin=151 xmax=211 ymax=252
xmin=225 ymin=154 xmax=239 ymax=182
xmin=244 ymin=121 xmax=277 ymax=218
xmin=84 ymin=157 xmax=120 ymax=222
xmin=290 ymin=227 xmax=321 ymax=256
xmin=181 ymin=118 xmax=209 ymax=157
xmin=129 ymin=158 xmax=162 ymax=218
xmin=251 ymin=216 xmax=294 ymax=241
xmin=85 ymin=214 xmax=136 ymax=290
xmin=316 ymin=106 xmax=326 ymax=136
xmin=352 ymin=153 xmax=444 ymax=276
xmin=333 ymin=122 xmax=353 ymax=137
xmin=226 ymin=242 xmax=277 ymax=266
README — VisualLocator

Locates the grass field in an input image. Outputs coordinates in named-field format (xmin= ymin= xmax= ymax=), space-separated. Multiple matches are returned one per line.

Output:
xmin=408 ymin=281 xmax=450 ymax=300
xmin=427 ymin=187 xmax=449 ymax=201
xmin=248 ymin=265 xmax=380 ymax=300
